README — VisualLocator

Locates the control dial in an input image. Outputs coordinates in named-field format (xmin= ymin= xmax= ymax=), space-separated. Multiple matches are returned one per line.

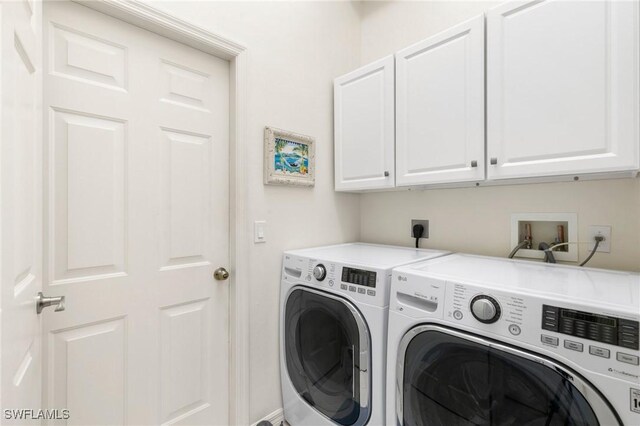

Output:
xmin=470 ymin=295 xmax=501 ymax=324
xmin=313 ymin=264 xmax=327 ymax=281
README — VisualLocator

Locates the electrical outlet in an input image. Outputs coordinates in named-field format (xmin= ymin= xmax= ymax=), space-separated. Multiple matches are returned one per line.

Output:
xmin=411 ymin=219 xmax=429 ymax=239
xmin=588 ymin=225 xmax=611 ymax=253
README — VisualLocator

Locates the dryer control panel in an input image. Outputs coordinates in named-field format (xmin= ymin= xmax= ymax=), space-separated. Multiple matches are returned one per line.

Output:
xmin=281 ymin=254 xmax=389 ymax=307
xmin=342 ymin=267 xmax=377 ymax=288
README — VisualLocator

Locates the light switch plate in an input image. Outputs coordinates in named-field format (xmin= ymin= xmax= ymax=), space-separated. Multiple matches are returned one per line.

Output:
xmin=254 ymin=220 xmax=266 ymax=243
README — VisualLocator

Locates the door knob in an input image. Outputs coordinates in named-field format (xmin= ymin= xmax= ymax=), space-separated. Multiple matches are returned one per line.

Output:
xmin=36 ymin=292 xmax=65 ymax=314
xmin=214 ymin=267 xmax=230 ymax=281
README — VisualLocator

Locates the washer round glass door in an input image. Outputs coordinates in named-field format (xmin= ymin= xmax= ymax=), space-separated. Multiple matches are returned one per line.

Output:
xmin=397 ymin=325 xmax=620 ymax=426
xmin=285 ymin=287 xmax=371 ymax=426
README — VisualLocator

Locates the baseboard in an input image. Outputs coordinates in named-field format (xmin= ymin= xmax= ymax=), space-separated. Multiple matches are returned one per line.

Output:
xmin=251 ymin=408 xmax=284 ymax=426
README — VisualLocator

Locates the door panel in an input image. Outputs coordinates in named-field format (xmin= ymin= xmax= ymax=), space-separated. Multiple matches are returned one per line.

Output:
xmin=1 ymin=0 xmax=43 ymax=420
xmin=334 ymin=56 xmax=395 ymax=191
xmin=160 ymin=300 xmax=211 ymax=423
xmin=50 ymin=23 xmax=127 ymax=90
xmin=50 ymin=318 xmax=126 ymax=426
xmin=42 ymin=2 xmax=230 ymax=424
xmin=487 ymin=0 xmax=640 ymax=179
xmin=159 ymin=129 xmax=212 ymax=269
xmin=396 ymin=15 xmax=485 ymax=186
xmin=51 ymin=109 xmax=127 ymax=283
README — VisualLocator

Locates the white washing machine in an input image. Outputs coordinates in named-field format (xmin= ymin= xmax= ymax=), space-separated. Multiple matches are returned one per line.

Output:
xmin=279 ymin=243 xmax=451 ymax=426
xmin=386 ymin=254 xmax=640 ymax=425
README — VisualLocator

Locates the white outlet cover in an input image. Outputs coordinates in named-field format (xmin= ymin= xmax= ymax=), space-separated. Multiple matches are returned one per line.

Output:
xmin=588 ymin=225 xmax=611 ymax=253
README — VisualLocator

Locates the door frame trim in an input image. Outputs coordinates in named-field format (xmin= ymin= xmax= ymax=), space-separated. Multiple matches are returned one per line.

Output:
xmin=71 ymin=1 xmax=250 ymax=424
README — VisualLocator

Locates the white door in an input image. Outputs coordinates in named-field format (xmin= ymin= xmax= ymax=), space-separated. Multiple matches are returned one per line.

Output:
xmin=334 ymin=56 xmax=395 ymax=191
xmin=0 ymin=0 xmax=43 ymax=422
xmin=42 ymin=2 xmax=230 ymax=425
xmin=487 ymin=0 xmax=640 ymax=180
xmin=396 ymin=15 xmax=485 ymax=186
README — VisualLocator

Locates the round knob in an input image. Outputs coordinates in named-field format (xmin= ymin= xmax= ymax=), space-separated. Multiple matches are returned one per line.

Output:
xmin=470 ymin=295 xmax=501 ymax=324
xmin=214 ymin=267 xmax=229 ymax=281
xmin=313 ymin=264 xmax=327 ymax=281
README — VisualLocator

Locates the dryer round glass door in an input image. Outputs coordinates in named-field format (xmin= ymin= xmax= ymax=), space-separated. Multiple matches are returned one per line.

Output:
xmin=284 ymin=287 xmax=371 ymax=426
xmin=396 ymin=325 xmax=620 ymax=426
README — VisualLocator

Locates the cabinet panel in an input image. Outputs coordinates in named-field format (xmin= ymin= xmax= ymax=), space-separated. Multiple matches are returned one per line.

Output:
xmin=334 ymin=56 xmax=395 ymax=191
xmin=487 ymin=0 xmax=639 ymax=179
xmin=396 ymin=15 xmax=485 ymax=186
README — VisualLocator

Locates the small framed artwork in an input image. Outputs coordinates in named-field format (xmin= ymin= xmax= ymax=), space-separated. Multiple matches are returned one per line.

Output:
xmin=264 ymin=126 xmax=315 ymax=187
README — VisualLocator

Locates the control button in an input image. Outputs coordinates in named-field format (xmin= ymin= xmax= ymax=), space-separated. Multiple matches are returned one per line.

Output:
xmin=470 ymin=295 xmax=501 ymax=324
xmin=357 ymin=288 xmax=366 ymax=294
xmin=508 ymin=324 xmax=521 ymax=336
xmin=589 ymin=346 xmax=610 ymax=359
xmin=541 ymin=305 xmax=560 ymax=331
xmin=564 ymin=340 xmax=584 ymax=352
xmin=367 ymin=290 xmax=375 ymax=296
xmin=328 ymin=279 xmax=334 ymax=287
xmin=348 ymin=286 xmax=356 ymax=292
xmin=313 ymin=264 xmax=327 ymax=281
xmin=340 ymin=284 xmax=347 ymax=290
xmin=541 ymin=335 xmax=559 ymax=347
xmin=453 ymin=310 xmax=463 ymax=320
xmin=616 ymin=352 xmax=639 ymax=366
xmin=620 ymin=341 xmax=640 ymax=350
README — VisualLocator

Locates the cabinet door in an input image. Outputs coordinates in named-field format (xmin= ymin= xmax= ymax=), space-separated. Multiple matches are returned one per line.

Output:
xmin=487 ymin=0 xmax=640 ymax=180
xmin=334 ymin=56 xmax=395 ymax=191
xmin=396 ymin=15 xmax=485 ymax=186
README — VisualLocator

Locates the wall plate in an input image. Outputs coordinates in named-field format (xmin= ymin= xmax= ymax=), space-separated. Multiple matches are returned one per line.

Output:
xmin=254 ymin=220 xmax=266 ymax=243
xmin=588 ymin=225 xmax=611 ymax=253
xmin=510 ymin=213 xmax=578 ymax=262
xmin=411 ymin=219 xmax=429 ymax=239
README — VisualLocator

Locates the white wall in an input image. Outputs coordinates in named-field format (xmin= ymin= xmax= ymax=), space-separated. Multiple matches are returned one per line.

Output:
xmin=358 ymin=1 xmax=640 ymax=272
xmin=135 ymin=1 xmax=640 ymax=423
xmin=141 ymin=1 xmax=362 ymax=422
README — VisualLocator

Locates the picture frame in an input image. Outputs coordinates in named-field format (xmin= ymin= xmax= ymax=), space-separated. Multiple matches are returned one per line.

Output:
xmin=264 ymin=126 xmax=315 ymax=187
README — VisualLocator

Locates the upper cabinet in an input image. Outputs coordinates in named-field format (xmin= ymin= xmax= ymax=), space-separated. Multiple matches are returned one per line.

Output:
xmin=487 ymin=0 xmax=640 ymax=180
xmin=334 ymin=56 xmax=395 ymax=191
xmin=396 ymin=15 xmax=485 ymax=186
xmin=334 ymin=0 xmax=640 ymax=192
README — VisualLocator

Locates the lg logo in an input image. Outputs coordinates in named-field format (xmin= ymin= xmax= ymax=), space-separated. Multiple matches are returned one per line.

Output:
xmin=397 ymin=275 xmax=407 ymax=282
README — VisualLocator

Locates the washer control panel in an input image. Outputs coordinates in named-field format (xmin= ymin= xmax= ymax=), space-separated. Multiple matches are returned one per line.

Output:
xmin=390 ymin=273 xmax=640 ymax=383
xmin=542 ymin=304 xmax=639 ymax=350
xmin=447 ymin=283 xmax=640 ymax=383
